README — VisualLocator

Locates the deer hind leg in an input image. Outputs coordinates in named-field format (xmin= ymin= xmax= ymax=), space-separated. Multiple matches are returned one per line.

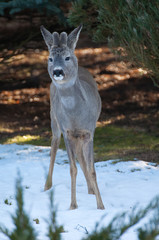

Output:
xmin=82 ymin=133 xmax=105 ymax=209
xmin=65 ymin=131 xmax=78 ymax=210
xmin=76 ymin=142 xmax=94 ymax=195
xmin=44 ymin=136 xmax=61 ymax=191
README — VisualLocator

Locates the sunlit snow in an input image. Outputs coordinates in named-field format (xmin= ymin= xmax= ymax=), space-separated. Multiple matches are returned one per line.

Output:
xmin=0 ymin=144 xmax=159 ymax=240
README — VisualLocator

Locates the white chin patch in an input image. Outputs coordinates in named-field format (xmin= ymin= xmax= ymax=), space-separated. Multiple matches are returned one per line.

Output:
xmin=54 ymin=75 xmax=64 ymax=81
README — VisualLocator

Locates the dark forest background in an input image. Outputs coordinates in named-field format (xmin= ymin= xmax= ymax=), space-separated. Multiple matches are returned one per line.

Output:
xmin=0 ymin=0 xmax=159 ymax=162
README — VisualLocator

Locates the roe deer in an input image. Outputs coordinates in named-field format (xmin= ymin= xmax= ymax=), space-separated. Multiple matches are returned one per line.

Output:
xmin=40 ymin=25 xmax=105 ymax=210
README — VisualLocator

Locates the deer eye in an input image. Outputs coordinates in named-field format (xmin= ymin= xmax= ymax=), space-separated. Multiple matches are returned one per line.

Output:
xmin=49 ymin=57 xmax=53 ymax=62
xmin=65 ymin=56 xmax=70 ymax=61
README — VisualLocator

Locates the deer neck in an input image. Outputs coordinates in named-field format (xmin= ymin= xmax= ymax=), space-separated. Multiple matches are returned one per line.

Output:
xmin=56 ymin=76 xmax=86 ymax=109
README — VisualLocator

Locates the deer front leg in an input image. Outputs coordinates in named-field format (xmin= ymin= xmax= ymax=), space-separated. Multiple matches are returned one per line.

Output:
xmin=64 ymin=132 xmax=78 ymax=210
xmin=44 ymin=135 xmax=61 ymax=191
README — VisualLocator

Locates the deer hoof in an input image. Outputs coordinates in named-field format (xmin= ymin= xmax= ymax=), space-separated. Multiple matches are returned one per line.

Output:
xmin=69 ymin=203 xmax=78 ymax=210
xmin=97 ymin=203 xmax=105 ymax=210
xmin=44 ymin=181 xmax=52 ymax=191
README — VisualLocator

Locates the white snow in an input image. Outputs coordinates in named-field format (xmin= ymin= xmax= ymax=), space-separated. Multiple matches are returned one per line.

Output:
xmin=0 ymin=144 xmax=159 ymax=240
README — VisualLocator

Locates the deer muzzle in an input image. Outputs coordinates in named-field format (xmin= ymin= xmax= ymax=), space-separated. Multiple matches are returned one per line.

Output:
xmin=53 ymin=68 xmax=65 ymax=81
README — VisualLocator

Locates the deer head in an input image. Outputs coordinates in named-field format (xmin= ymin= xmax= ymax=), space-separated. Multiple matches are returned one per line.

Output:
xmin=40 ymin=25 xmax=82 ymax=88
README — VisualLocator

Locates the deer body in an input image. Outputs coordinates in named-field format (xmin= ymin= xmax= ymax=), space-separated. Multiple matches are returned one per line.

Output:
xmin=41 ymin=25 xmax=105 ymax=209
xmin=51 ymin=67 xmax=100 ymax=132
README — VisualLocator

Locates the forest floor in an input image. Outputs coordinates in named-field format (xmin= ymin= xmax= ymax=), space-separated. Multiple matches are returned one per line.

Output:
xmin=0 ymin=33 xmax=159 ymax=162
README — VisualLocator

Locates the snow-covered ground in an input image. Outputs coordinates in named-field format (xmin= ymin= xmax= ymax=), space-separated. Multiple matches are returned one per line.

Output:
xmin=0 ymin=144 xmax=159 ymax=240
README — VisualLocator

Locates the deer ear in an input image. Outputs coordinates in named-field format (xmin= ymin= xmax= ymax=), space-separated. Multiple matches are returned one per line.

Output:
xmin=40 ymin=25 xmax=53 ymax=49
xmin=67 ymin=24 xmax=83 ymax=50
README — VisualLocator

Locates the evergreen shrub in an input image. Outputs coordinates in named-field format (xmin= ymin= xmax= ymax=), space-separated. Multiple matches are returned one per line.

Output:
xmin=69 ymin=0 xmax=159 ymax=86
xmin=0 ymin=0 xmax=72 ymax=25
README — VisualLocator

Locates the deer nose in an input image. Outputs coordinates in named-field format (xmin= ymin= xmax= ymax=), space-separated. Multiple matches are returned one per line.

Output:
xmin=53 ymin=69 xmax=64 ymax=77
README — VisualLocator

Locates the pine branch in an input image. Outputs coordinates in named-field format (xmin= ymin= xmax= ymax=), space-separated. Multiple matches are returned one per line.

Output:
xmin=82 ymin=196 xmax=159 ymax=240
xmin=46 ymin=190 xmax=64 ymax=240
xmin=68 ymin=0 xmax=159 ymax=86
xmin=0 ymin=173 xmax=37 ymax=240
